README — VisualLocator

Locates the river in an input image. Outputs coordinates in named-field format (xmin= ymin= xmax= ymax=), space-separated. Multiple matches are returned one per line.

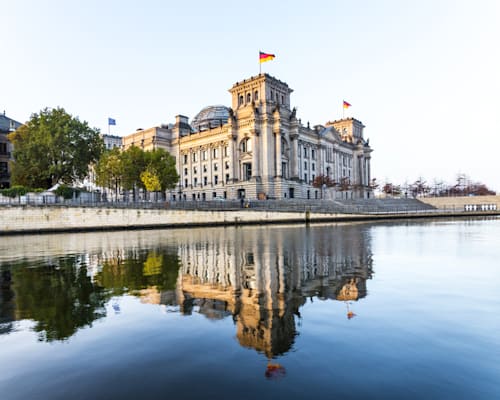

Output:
xmin=1 ymin=218 xmax=499 ymax=399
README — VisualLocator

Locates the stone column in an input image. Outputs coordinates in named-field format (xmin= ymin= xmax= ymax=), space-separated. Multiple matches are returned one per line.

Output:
xmin=290 ymin=135 xmax=299 ymax=179
xmin=275 ymin=129 xmax=282 ymax=177
xmin=251 ymin=129 xmax=260 ymax=179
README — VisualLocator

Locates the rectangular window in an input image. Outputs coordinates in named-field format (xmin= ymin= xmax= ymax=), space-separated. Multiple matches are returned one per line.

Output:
xmin=224 ymin=146 xmax=228 ymax=157
xmin=225 ymin=174 xmax=230 ymax=183
xmin=304 ymin=173 xmax=308 ymax=182
xmin=311 ymin=149 xmax=315 ymax=160
xmin=183 ymin=154 xmax=188 ymax=164
xmin=212 ymin=192 xmax=217 ymax=198
xmin=203 ymin=165 xmax=207 ymax=173
xmin=184 ymin=168 xmax=188 ymax=175
xmin=192 ymin=152 xmax=197 ymax=162
xmin=312 ymin=163 xmax=315 ymax=171
xmin=225 ymin=161 xmax=230 ymax=170
xmin=243 ymin=163 xmax=252 ymax=180
xmin=303 ymin=146 xmax=308 ymax=158
xmin=213 ymin=148 xmax=218 ymax=158
xmin=203 ymin=176 xmax=208 ymax=186
xmin=304 ymin=161 xmax=307 ymax=170
xmin=245 ymin=252 xmax=255 ymax=265
xmin=193 ymin=167 xmax=197 ymax=174
xmin=184 ymin=179 xmax=188 ymax=187
xmin=194 ymin=177 xmax=198 ymax=186
xmin=214 ymin=175 xmax=218 ymax=185
xmin=213 ymin=163 xmax=218 ymax=171
xmin=202 ymin=150 xmax=207 ymax=161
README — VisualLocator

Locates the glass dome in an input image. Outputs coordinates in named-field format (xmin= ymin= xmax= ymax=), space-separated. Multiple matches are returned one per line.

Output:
xmin=191 ymin=105 xmax=230 ymax=132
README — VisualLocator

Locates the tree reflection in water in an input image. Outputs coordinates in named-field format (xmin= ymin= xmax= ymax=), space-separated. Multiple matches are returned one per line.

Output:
xmin=0 ymin=250 xmax=181 ymax=342
xmin=4 ymin=257 xmax=108 ymax=341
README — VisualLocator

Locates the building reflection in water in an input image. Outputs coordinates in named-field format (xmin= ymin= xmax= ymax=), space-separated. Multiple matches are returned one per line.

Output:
xmin=174 ymin=225 xmax=373 ymax=361
xmin=0 ymin=224 xmax=373 ymax=362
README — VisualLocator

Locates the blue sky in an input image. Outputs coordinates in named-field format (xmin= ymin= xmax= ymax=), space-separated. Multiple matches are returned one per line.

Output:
xmin=2 ymin=0 xmax=500 ymax=190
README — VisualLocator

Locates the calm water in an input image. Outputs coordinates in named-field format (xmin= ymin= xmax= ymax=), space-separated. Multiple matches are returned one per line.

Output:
xmin=0 ymin=218 xmax=499 ymax=400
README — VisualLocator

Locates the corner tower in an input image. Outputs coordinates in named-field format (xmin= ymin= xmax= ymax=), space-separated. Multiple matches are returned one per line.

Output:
xmin=229 ymin=73 xmax=293 ymax=112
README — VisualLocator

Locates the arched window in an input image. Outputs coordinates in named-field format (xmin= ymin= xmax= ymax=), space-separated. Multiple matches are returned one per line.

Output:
xmin=241 ymin=138 xmax=252 ymax=153
xmin=246 ymin=93 xmax=251 ymax=103
xmin=326 ymin=166 xmax=331 ymax=177
xmin=254 ymin=91 xmax=258 ymax=101
xmin=239 ymin=95 xmax=244 ymax=106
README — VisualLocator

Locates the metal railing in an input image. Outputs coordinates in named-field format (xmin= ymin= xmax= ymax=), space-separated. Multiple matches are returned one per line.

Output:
xmin=1 ymin=196 xmax=499 ymax=216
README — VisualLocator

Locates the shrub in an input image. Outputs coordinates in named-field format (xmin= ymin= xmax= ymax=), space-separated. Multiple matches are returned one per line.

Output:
xmin=0 ymin=185 xmax=29 ymax=198
xmin=54 ymin=185 xmax=77 ymax=199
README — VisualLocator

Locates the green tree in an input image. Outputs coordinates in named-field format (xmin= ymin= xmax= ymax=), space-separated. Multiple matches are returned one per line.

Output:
xmin=8 ymin=107 xmax=104 ymax=189
xmin=144 ymin=148 xmax=179 ymax=194
xmin=120 ymin=145 xmax=147 ymax=200
xmin=95 ymin=147 xmax=123 ymax=200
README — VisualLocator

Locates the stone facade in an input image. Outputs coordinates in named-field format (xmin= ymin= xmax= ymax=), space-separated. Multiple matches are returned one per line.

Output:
xmin=101 ymin=134 xmax=123 ymax=150
xmin=122 ymin=73 xmax=373 ymax=201
xmin=0 ymin=113 xmax=22 ymax=189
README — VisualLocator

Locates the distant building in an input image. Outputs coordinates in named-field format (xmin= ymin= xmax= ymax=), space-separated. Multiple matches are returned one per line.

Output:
xmin=101 ymin=134 xmax=123 ymax=150
xmin=121 ymin=73 xmax=373 ymax=201
xmin=122 ymin=125 xmax=175 ymax=153
xmin=0 ymin=112 xmax=22 ymax=189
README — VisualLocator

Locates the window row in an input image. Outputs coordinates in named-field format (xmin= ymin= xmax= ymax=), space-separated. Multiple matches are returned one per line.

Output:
xmin=183 ymin=146 xmax=228 ymax=164
xmin=184 ymin=161 xmax=230 ymax=176
xmin=302 ymin=146 xmax=316 ymax=160
xmin=270 ymin=90 xmax=285 ymax=105
xmin=302 ymin=161 xmax=316 ymax=171
xmin=184 ymin=174 xmax=231 ymax=187
xmin=238 ymin=91 xmax=259 ymax=106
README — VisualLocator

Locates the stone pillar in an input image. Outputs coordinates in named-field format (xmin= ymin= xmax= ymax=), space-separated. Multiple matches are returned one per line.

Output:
xmin=275 ymin=129 xmax=282 ymax=177
xmin=251 ymin=129 xmax=260 ymax=179
xmin=232 ymin=138 xmax=239 ymax=181
xmin=290 ymin=135 xmax=299 ymax=179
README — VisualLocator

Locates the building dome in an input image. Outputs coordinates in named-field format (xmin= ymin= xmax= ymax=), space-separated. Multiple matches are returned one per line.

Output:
xmin=191 ymin=105 xmax=230 ymax=132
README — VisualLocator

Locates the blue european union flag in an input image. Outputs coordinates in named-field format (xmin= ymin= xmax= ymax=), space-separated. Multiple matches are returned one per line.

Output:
xmin=108 ymin=118 xmax=116 ymax=125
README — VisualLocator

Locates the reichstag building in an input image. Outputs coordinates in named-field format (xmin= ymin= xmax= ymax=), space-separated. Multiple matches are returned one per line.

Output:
xmin=122 ymin=73 xmax=373 ymax=201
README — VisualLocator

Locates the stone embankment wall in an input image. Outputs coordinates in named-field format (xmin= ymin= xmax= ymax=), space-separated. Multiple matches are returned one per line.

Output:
xmin=1 ymin=200 xmax=499 ymax=235
xmin=419 ymin=195 xmax=500 ymax=210
xmin=0 ymin=206 xmax=343 ymax=234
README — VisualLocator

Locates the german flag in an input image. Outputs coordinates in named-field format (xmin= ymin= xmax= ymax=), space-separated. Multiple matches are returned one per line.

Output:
xmin=343 ymin=100 xmax=352 ymax=109
xmin=259 ymin=51 xmax=275 ymax=63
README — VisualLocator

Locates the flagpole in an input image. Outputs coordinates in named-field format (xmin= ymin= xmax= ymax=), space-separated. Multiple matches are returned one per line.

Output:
xmin=259 ymin=50 xmax=261 ymax=75
xmin=342 ymin=101 xmax=345 ymax=119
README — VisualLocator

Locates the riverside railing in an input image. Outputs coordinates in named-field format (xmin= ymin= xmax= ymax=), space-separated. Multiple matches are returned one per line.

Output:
xmin=1 ymin=196 xmax=498 ymax=216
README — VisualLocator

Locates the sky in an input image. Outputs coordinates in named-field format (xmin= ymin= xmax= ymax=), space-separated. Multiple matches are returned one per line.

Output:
xmin=2 ymin=0 xmax=500 ymax=190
